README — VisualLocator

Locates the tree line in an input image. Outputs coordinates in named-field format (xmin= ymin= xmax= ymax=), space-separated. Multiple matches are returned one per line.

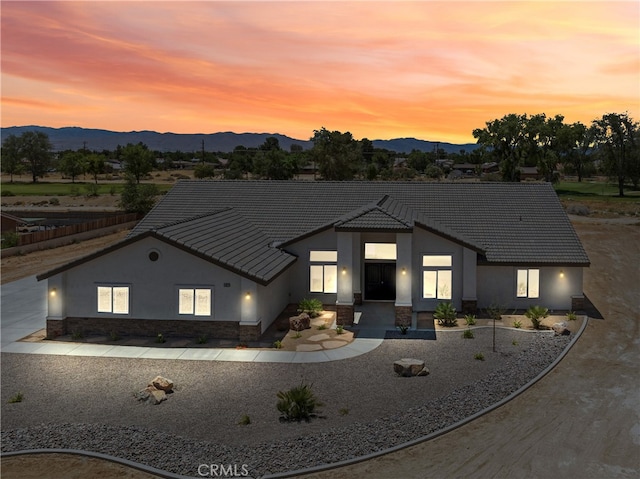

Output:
xmin=2 ymin=111 xmax=638 ymax=198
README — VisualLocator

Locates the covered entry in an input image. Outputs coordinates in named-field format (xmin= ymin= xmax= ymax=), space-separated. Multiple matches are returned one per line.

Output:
xmin=365 ymin=263 xmax=396 ymax=300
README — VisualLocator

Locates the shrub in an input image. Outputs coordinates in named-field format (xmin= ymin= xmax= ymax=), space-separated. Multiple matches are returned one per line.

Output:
xmin=317 ymin=323 xmax=327 ymax=330
xmin=273 ymin=340 xmax=282 ymax=349
xmin=513 ymin=320 xmax=522 ymax=329
xmin=48 ymin=197 xmax=60 ymax=206
xmin=1 ymin=232 xmax=19 ymax=249
xmin=84 ymin=183 xmax=100 ymax=197
xmin=566 ymin=311 xmax=578 ymax=321
xmin=1 ymin=190 xmax=15 ymax=197
xmin=462 ymin=328 xmax=474 ymax=339
xmin=292 ymin=332 xmax=302 ymax=339
xmin=276 ymin=382 xmax=323 ymax=422
xmin=434 ymin=302 xmax=457 ymax=327
xmin=397 ymin=323 xmax=409 ymax=335
xmin=8 ymin=392 xmax=23 ymax=403
xmin=71 ymin=331 xmax=83 ymax=340
xmin=525 ymin=305 xmax=549 ymax=330
xmin=197 ymin=335 xmax=208 ymax=344
xmin=474 ymin=352 xmax=485 ymax=361
xmin=336 ymin=325 xmax=344 ymax=335
xmin=109 ymin=331 xmax=120 ymax=341
xmin=238 ymin=414 xmax=251 ymax=425
xmin=485 ymin=303 xmax=505 ymax=321
xmin=464 ymin=314 xmax=477 ymax=326
xmin=339 ymin=407 xmax=349 ymax=416
xmin=155 ymin=333 xmax=166 ymax=343
xmin=298 ymin=298 xmax=323 ymax=318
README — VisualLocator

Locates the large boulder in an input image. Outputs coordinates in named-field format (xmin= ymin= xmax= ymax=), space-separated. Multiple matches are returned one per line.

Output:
xmin=289 ymin=313 xmax=311 ymax=331
xmin=149 ymin=375 xmax=174 ymax=392
xmin=393 ymin=358 xmax=429 ymax=377
xmin=135 ymin=386 xmax=167 ymax=405
xmin=552 ymin=322 xmax=570 ymax=336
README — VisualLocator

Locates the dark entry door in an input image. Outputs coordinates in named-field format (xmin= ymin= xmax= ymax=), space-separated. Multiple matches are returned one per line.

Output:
xmin=365 ymin=263 xmax=396 ymax=300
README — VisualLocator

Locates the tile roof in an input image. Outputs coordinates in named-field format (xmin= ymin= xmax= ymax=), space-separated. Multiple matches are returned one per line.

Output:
xmin=130 ymin=180 xmax=589 ymax=268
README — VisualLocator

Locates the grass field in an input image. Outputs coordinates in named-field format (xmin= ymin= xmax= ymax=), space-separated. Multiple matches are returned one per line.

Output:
xmin=554 ymin=181 xmax=640 ymax=199
xmin=0 ymin=182 xmax=173 ymax=196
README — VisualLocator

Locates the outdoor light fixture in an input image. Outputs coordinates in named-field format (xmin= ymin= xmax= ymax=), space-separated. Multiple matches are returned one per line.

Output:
xmin=50 ymin=288 xmax=57 ymax=297
xmin=342 ymin=267 xmax=347 ymax=275
xmin=560 ymin=270 xmax=565 ymax=278
xmin=402 ymin=267 xmax=407 ymax=275
xmin=245 ymin=292 xmax=251 ymax=300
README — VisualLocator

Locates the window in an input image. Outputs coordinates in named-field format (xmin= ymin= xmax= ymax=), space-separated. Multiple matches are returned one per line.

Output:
xmin=422 ymin=255 xmax=452 ymax=299
xmin=310 ymin=251 xmax=337 ymax=293
xmin=179 ymin=288 xmax=212 ymax=316
xmin=517 ymin=269 xmax=539 ymax=298
xmin=97 ymin=286 xmax=129 ymax=314
xmin=364 ymin=243 xmax=397 ymax=260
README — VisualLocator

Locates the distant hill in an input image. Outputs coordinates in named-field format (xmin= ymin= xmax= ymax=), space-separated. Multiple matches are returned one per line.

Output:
xmin=1 ymin=126 xmax=477 ymax=154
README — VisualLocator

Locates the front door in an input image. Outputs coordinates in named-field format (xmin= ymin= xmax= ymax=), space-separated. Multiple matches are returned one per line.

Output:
xmin=365 ymin=263 xmax=396 ymax=300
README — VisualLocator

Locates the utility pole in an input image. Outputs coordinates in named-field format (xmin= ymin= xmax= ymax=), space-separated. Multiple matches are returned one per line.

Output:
xmin=201 ymin=140 xmax=205 ymax=163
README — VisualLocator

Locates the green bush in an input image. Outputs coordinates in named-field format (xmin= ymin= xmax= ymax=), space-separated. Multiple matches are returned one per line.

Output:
xmin=1 ymin=232 xmax=19 ymax=249
xmin=485 ymin=303 xmax=505 ymax=321
xmin=566 ymin=311 xmax=578 ymax=321
xmin=8 ymin=392 xmax=23 ymax=404
xmin=238 ymin=414 xmax=251 ymax=425
xmin=276 ymin=382 xmax=323 ymax=422
xmin=462 ymin=328 xmax=474 ymax=339
xmin=464 ymin=314 xmax=477 ymax=325
xmin=434 ymin=302 xmax=457 ymax=327
xmin=513 ymin=320 xmax=522 ymax=329
xmin=273 ymin=340 xmax=282 ymax=349
xmin=474 ymin=352 xmax=485 ymax=361
xmin=84 ymin=183 xmax=100 ymax=197
xmin=298 ymin=298 xmax=323 ymax=318
xmin=1 ymin=190 xmax=15 ymax=197
xmin=48 ymin=197 xmax=60 ymax=205
xmin=525 ymin=305 xmax=549 ymax=330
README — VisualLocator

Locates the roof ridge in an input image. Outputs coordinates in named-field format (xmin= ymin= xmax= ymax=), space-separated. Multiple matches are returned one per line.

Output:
xmin=153 ymin=207 xmax=233 ymax=231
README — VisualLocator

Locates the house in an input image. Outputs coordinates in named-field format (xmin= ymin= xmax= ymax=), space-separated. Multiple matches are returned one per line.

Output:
xmin=38 ymin=180 xmax=589 ymax=341
xmin=1 ymin=212 xmax=25 ymax=234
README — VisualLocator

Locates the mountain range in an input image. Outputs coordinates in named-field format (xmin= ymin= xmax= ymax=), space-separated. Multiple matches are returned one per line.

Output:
xmin=1 ymin=126 xmax=478 ymax=154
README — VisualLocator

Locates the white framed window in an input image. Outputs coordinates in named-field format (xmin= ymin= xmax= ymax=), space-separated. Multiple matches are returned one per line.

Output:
xmin=422 ymin=255 xmax=452 ymax=299
xmin=364 ymin=243 xmax=397 ymax=260
xmin=517 ymin=269 xmax=539 ymax=298
xmin=97 ymin=285 xmax=130 ymax=314
xmin=179 ymin=288 xmax=212 ymax=316
xmin=310 ymin=251 xmax=337 ymax=293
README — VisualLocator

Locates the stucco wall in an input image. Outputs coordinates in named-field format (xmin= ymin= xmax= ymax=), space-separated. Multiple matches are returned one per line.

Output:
xmin=477 ymin=265 xmax=584 ymax=311
xmin=58 ymin=236 xmax=245 ymax=321
xmin=257 ymin=267 xmax=292 ymax=333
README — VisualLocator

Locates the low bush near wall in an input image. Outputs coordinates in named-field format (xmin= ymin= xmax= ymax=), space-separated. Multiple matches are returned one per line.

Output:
xmin=298 ymin=298 xmax=323 ymax=318
xmin=525 ymin=305 xmax=549 ymax=329
xmin=434 ymin=302 xmax=457 ymax=327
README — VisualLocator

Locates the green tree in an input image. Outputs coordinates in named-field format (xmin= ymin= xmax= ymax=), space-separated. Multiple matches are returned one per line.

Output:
xmin=194 ymin=163 xmax=216 ymax=179
xmin=121 ymin=143 xmax=154 ymax=184
xmin=1 ymin=134 xmax=24 ymax=182
xmin=309 ymin=127 xmax=361 ymax=180
xmin=119 ymin=174 xmax=159 ymax=214
xmin=19 ymin=131 xmax=52 ymax=183
xmin=85 ymin=154 xmax=106 ymax=184
xmin=407 ymin=149 xmax=429 ymax=173
xmin=473 ymin=114 xmax=528 ymax=182
xmin=58 ymin=151 xmax=87 ymax=183
xmin=253 ymin=149 xmax=298 ymax=180
xmin=559 ymin=121 xmax=595 ymax=182
xmin=592 ymin=112 xmax=639 ymax=196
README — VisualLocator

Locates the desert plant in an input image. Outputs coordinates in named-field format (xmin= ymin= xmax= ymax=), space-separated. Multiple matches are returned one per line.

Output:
xmin=71 ymin=331 xmax=83 ymax=340
xmin=8 ymin=392 xmax=23 ymax=403
xmin=462 ymin=328 xmax=474 ymax=339
xmin=155 ymin=333 xmax=166 ymax=343
xmin=48 ymin=197 xmax=60 ymax=206
xmin=474 ymin=352 xmax=485 ymax=361
xmin=525 ymin=305 xmax=549 ymax=330
xmin=276 ymin=382 xmax=323 ymax=422
xmin=197 ymin=334 xmax=208 ymax=344
xmin=1 ymin=232 xmax=19 ymax=249
xmin=317 ymin=323 xmax=327 ymax=330
xmin=336 ymin=325 xmax=344 ymax=335
xmin=298 ymin=298 xmax=323 ymax=318
xmin=464 ymin=314 xmax=477 ymax=326
xmin=397 ymin=323 xmax=409 ymax=335
xmin=109 ymin=331 xmax=120 ymax=341
xmin=566 ymin=311 xmax=578 ymax=321
xmin=273 ymin=340 xmax=283 ymax=349
xmin=339 ymin=407 xmax=350 ymax=416
xmin=485 ymin=303 xmax=505 ymax=321
xmin=513 ymin=319 xmax=522 ymax=328
xmin=512 ymin=339 xmax=519 ymax=346
xmin=238 ymin=414 xmax=251 ymax=425
xmin=292 ymin=332 xmax=302 ymax=339
xmin=434 ymin=302 xmax=457 ymax=327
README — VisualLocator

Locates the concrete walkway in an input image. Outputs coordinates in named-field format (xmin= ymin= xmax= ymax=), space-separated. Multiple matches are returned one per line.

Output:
xmin=0 ymin=276 xmax=383 ymax=363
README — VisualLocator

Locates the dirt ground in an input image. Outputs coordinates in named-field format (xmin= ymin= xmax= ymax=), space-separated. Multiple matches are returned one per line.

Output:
xmin=1 ymin=218 xmax=639 ymax=478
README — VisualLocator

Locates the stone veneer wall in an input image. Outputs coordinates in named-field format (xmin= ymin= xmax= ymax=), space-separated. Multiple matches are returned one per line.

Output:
xmin=395 ymin=306 xmax=412 ymax=327
xmin=571 ymin=295 xmax=585 ymax=312
xmin=336 ymin=304 xmax=354 ymax=326
xmin=53 ymin=317 xmax=242 ymax=340
xmin=461 ymin=299 xmax=478 ymax=315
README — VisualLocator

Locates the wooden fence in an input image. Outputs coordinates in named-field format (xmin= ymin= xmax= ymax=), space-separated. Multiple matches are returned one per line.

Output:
xmin=17 ymin=213 xmax=139 ymax=246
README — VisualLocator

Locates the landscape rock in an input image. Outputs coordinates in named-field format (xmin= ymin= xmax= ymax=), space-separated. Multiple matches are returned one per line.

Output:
xmin=149 ymin=376 xmax=174 ymax=392
xmin=552 ymin=322 xmax=570 ymax=336
xmin=289 ymin=313 xmax=311 ymax=331
xmin=394 ymin=358 xmax=430 ymax=377
xmin=148 ymin=388 xmax=167 ymax=405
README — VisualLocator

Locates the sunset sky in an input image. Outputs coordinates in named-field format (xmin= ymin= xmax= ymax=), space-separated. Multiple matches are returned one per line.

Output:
xmin=2 ymin=1 xmax=639 ymax=144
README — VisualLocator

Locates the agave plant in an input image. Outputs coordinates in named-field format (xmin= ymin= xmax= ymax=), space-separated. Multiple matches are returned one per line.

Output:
xmin=434 ymin=302 xmax=457 ymax=327
xmin=276 ymin=382 xmax=323 ymax=422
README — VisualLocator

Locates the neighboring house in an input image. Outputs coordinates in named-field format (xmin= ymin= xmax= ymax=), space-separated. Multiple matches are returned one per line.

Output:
xmin=38 ymin=181 xmax=589 ymax=341
xmin=1 ymin=212 xmax=25 ymax=234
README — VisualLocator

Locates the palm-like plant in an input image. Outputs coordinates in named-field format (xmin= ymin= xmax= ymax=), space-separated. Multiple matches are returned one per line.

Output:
xmin=525 ymin=305 xmax=549 ymax=329
xmin=434 ymin=302 xmax=457 ymax=327
xmin=276 ymin=383 xmax=323 ymax=422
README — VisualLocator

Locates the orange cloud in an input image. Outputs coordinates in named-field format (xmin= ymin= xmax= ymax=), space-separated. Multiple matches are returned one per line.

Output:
xmin=1 ymin=1 xmax=638 ymax=144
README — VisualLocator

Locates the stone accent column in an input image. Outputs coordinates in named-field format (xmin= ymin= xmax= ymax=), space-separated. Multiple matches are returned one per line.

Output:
xmin=571 ymin=295 xmax=585 ymax=312
xmin=461 ymin=299 xmax=478 ymax=314
xmin=239 ymin=322 xmax=262 ymax=342
xmin=353 ymin=292 xmax=362 ymax=305
xmin=46 ymin=318 xmax=67 ymax=339
xmin=395 ymin=305 xmax=412 ymax=327
xmin=336 ymin=304 xmax=354 ymax=326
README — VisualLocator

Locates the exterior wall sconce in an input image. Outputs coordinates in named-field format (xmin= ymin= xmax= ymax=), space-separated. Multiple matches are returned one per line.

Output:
xmin=342 ymin=267 xmax=347 ymax=275
xmin=559 ymin=270 xmax=565 ymax=278
xmin=50 ymin=288 xmax=57 ymax=297
xmin=402 ymin=268 xmax=407 ymax=275
xmin=245 ymin=292 xmax=251 ymax=300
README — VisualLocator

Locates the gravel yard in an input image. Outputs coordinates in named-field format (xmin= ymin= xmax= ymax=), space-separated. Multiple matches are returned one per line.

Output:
xmin=1 ymin=328 xmax=572 ymax=477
